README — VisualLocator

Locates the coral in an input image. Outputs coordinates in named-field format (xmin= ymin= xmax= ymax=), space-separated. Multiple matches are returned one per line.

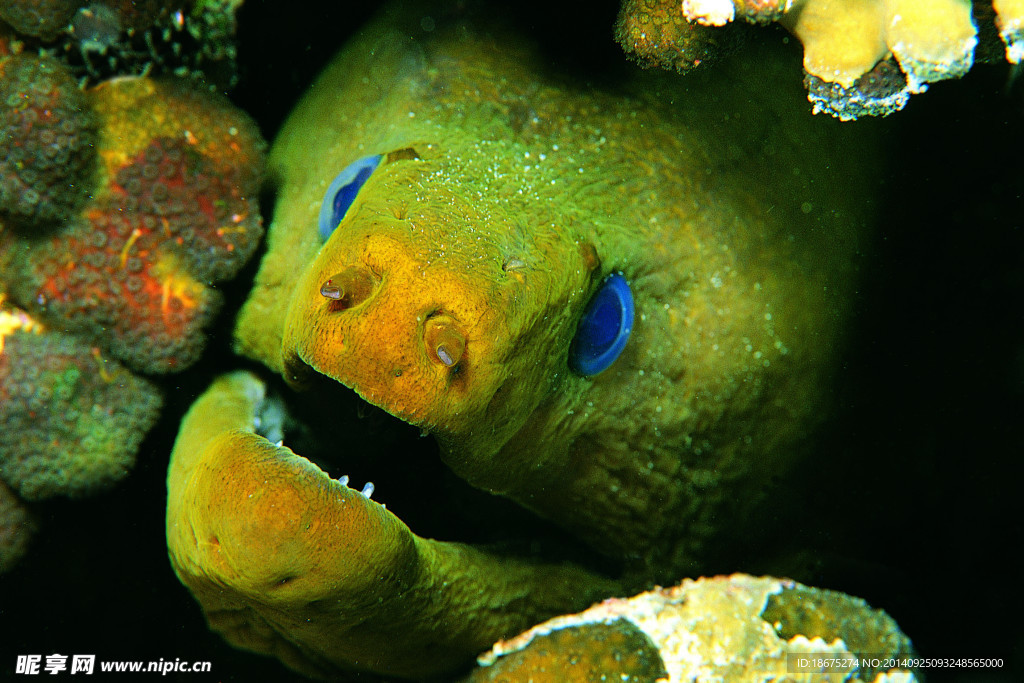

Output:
xmin=0 ymin=0 xmax=79 ymax=41
xmin=804 ymin=55 xmax=911 ymax=121
xmin=0 ymin=0 xmax=242 ymax=90
xmin=0 ymin=327 xmax=162 ymax=500
xmin=9 ymin=76 xmax=265 ymax=374
xmin=0 ymin=23 xmax=15 ymax=56
xmin=614 ymin=0 xmax=731 ymax=73
xmin=60 ymin=0 xmax=242 ymax=90
xmin=467 ymin=575 xmax=917 ymax=683
xmin=0 ymin=478 xmax=35 ymax=574
xmin=167 ymin=372 xmax=620 ymax=680
xmin=86 ymin=76 xmax=265 ymax=213
xmin=782 ymin=0 xmax=976 ymax=119
xmin=464 ymin=619 xmax=669 ymax=682
xmin=995 ymin=0 xmax=1024 ymax=62
xmin=0 ymin=0 xmax=178 ymax=44
xmin=0 ymin=52 xmax=96 ymax=225
xmin=0 ymin=0 xmax=257 ymax=593
xmin=82 ymin=0 xmax=168 ymax=33
xmin=624 ymin=1 xmax=1020 ymax=119
xmin=12 ymin=212 xmax=218 ymax=373
xmin=682 ymin=0 xmax=977 ymax=89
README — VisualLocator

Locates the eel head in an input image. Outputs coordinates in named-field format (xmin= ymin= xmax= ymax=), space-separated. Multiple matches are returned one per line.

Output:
xmin=279 ymin=144 xmax=601 ymax=490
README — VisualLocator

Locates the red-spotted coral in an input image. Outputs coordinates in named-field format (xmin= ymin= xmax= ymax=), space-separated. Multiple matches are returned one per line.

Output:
xmin=0 ymin=52 xmax=96 ymax=225
xmin=615 ymin=0 xmax=735 ymax=74
xmin=0 ymin=0 xmax=256 ymax=577
xmin=9 ymin=76 xmax=265 ymax=374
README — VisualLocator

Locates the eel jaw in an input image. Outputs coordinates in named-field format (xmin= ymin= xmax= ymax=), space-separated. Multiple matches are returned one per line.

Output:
xmin=165 ymin=371 xmax=621 ymax=680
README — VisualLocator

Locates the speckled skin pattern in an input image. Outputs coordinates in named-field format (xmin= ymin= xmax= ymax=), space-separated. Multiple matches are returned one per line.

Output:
xmin=246 ymin=7 xmax=871 ymax=578
xmin=168 ymin=2 xmax=875 ymax=678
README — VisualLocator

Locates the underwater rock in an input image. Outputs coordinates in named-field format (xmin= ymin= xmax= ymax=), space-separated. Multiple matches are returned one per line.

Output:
xmin=0 ymin=52 xmax=96 ymax=226
xmin=0 ymin=325 xmax=162 ymax=500
xmin=0 ymin=0 xmax=165 ymax=44
xmin=466 ymin=574 xmax=918 ymax=683
xmin=0 ymin=0 xmax=243 ymax=90
xmin=624 ymin=0 xmax=1015 ymax=119
xmin=8 ymin=76 xmax=265 ymax=374
xmin=0 ymin=474 xmax=34 ymax=574
xmin=168 ymin=1 xmax=879 ymax=678
xmin=62 ymin=0 xmax=243 ymax=89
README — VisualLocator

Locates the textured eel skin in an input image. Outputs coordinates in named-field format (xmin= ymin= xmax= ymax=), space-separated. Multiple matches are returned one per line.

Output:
xmin=167 ymin=372 xmax=617 ymax=679
xmin=167 ymin=2 xmax=875 ymax=679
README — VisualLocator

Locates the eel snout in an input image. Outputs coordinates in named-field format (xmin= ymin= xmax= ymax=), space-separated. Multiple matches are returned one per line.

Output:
xmin=281 ymin=228 xmax=509 ymax=437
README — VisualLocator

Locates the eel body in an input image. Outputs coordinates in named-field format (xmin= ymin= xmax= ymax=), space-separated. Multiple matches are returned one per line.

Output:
xmin=247 ymin=7 xmax=870 ymax=574
xmin=168 ymin=2 xmax=875 ymax=678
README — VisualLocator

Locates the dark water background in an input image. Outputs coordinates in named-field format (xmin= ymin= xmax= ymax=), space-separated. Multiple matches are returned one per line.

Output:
xmin=2 ymin=1 xmax=1022 ymax=681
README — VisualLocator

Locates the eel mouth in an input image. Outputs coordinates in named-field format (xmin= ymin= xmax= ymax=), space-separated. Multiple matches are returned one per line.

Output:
xmin=168 ymin=370 xmax=625 ymax=680
xmin=253 ymin=361 xmax=607 ymax=559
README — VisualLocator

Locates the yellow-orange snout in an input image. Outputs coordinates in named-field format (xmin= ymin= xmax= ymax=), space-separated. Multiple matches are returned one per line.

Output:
xmin=282 ymin=229 xmax=504 ymax=432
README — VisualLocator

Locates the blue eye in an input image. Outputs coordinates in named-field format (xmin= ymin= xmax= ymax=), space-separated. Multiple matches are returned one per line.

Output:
xmin=317 ymin=154 xmax=383 ymax=241
xmin=569 ymin=272 xmax=634 ymax=376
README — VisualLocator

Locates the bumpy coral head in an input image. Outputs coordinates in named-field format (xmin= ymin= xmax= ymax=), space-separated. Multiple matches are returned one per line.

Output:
xmin=282 ymin=144 xmax=598 ymax=466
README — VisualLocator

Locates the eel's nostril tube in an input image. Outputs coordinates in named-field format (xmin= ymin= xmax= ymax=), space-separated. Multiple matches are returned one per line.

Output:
xmin=424 ymin=316 xmax=466 ymax=367
xmin=320 ymin=266 xmax=375 ymax=309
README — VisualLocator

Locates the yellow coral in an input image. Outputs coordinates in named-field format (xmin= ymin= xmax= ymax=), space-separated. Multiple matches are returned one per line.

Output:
xmin=675 ymin=0 xmax=989 ymax=117
xmin=783 ymin=0 xmax=887 ymax=88
xmin=748 ymin=0 xmax=977 ymax=90
xmin=995 ymin=0 xmax=1024 ymax=62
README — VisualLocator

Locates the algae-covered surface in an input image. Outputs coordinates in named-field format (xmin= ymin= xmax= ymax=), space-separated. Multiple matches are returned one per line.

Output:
xmin=1 ymin=1 xmax=1021 ymax=681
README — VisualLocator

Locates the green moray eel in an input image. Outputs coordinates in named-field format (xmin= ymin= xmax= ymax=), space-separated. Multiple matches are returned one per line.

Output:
xmin=167 ymin=2 xmax=875 ymax=679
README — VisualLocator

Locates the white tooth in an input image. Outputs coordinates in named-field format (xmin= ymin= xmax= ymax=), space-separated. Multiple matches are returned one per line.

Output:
xmin=274 ymin=440 xmax=283 ymax=447
xmin=338 ymin=475 xmax=350 ymax=486
xmin=361 ymin=482 xmax=375 ymax=499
